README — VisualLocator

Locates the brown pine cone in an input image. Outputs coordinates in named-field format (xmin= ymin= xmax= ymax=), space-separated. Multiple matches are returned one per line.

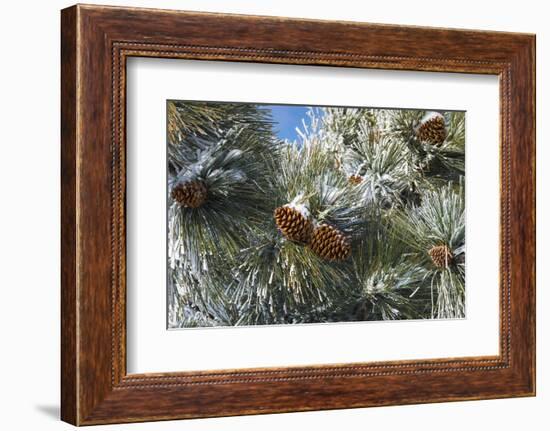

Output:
xmin=171 ymin=180 xmax=208 ymax=208
xmin=349 ymin=174 xmax=364 ymax=185
xmin=309 ymin=223 xmax=351 ymax=261
xmin=417 ymin=113 xmax=447 ymax=145
xmin=428 ymin=244 xmax=453 ymax=268
xmin=273 ymin=205 xmax=313 ymax=244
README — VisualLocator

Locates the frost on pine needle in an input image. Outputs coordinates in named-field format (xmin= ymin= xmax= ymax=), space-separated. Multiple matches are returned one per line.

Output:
xmin=392 ymin=181 xmax=465 ymax=319
xmin=167 ymin=102 xmax=466 ymax=327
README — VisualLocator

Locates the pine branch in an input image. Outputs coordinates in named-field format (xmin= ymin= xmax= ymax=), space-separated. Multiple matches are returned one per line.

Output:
xmin=168 ymin=103 xmax=467 ymax=327
xmin=391 ymin=180 xmax=466 ymax=318
xmin=389 ymin=109 xmax=466 ymax=183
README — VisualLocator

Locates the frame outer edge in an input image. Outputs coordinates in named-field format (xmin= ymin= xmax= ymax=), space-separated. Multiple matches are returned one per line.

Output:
xmin=504 ymin=34 xmax=536 ymax=396
xmin=531 ymin=34 xmax=536 ymax=396
xmin=61 ymin=5 xmax=79 ymax=426
xmin=527 ymin=35 xmax=536 ymax=395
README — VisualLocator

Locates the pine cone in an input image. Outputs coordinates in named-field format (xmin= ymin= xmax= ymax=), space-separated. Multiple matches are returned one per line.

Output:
xmin=349 ymin=174 xmax=364 ymax=185
xmin=171 ymin=180 xmax=208 ymax=208
xmin=428 ymin=245 xmax=453 ymax=268
xmin=417 ymin=112 xmax=447 ymax=145
xmin=273 ymin=205 xmax=313 ymax=244
xmin=309 ymin=224 xmax=351 ymax=261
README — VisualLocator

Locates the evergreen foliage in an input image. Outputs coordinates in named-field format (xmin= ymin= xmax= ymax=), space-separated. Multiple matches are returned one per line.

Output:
xmin=167 ymin=101 xmax=466 ymax=328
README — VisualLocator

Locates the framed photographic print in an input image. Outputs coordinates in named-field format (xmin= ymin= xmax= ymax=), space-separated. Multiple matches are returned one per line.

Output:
xmin=61 ymin=4 xmax=536 ymax=425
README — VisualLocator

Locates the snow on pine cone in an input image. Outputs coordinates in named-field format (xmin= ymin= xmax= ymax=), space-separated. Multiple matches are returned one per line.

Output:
xmin=309 ymin=223 xmax=351 ymax=261
xmin=273 ymin=205 xmax=313 ymax=244
xmin=428 ymin=244 xmax=453 ymax=268
xmin=171 ymin=180 xmax=208 ymax=208
xmin=416 ymin=112 xmax=447 ymax=145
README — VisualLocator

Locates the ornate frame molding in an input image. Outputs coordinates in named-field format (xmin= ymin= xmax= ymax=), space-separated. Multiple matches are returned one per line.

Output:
xmin=61 ymin=5 xmax=535 ymax=425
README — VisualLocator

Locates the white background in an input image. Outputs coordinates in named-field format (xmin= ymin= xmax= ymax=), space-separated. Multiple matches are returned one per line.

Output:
xmin=0 ymin=0 xmax=547 ymax=430
xmin=127 ymin=59 xmax=499 ymax=373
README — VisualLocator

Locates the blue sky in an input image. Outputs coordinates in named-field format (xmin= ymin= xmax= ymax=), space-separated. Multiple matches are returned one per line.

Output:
xmin=264 ymin=105 xmax=311 ymax=142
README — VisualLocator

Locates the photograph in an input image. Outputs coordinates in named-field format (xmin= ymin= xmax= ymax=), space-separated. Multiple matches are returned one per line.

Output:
xmin=167 ymin=101 xmax=466 ymax=328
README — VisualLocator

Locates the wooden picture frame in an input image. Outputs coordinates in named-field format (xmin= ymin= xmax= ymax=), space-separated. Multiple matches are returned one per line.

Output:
xmin=61 ymin=4 xmax=536 ymax=425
